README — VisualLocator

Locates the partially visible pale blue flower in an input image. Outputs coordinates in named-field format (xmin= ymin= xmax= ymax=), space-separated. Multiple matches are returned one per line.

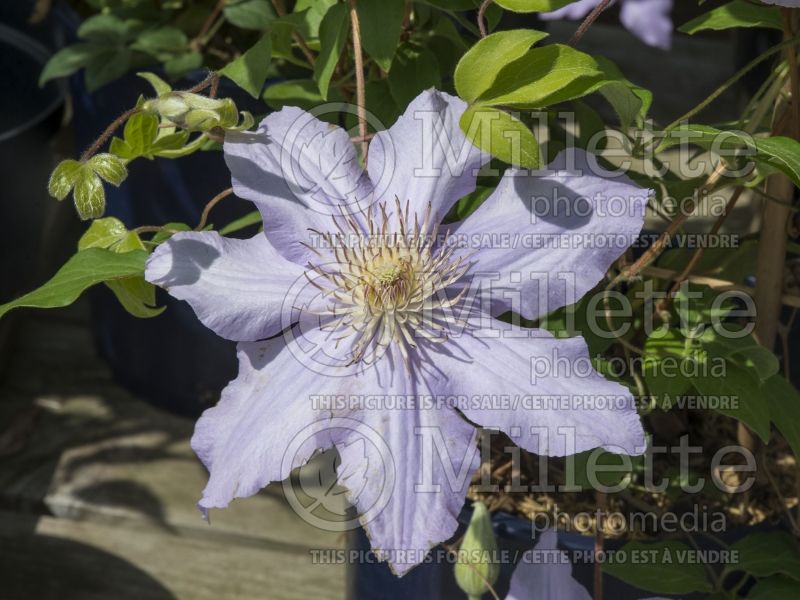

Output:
xmin=541 ymin=0 xmax=674 ymax=50
xmin=762 ymin=0 xmax=800 ymax=6
xmin=507 ymin=531 xmax=668 ymax=600
xmin=145 ymin=89 xmax=649 ymax=576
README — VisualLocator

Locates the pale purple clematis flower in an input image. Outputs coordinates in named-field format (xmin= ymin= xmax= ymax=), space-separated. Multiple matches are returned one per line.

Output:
xmin=541 ymin=0 xmax=674 ymax=50
xmin=145 ymin=89 xmax=648 ymax=575
xmin=762 ymin=0 xmax=800 ymax=6
xmin=507 ymin=531 xmax=667 ymax=600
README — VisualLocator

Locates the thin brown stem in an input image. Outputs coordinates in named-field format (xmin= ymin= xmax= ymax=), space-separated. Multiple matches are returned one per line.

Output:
xmin=80 ymin=107 xmax=141 ymax=163
xmin=348 ymin=0 xmax=368 ymax=161
xmin=610 ymin=161 xmax=729 ymax=287
xmin=593 ymin=491 xmax=606 ymax=600
xmin=186 ymin=71 xmax=220 ymax=94
xmin=196 ymin=187 xmax=234 ymax=231
xmin=350 ymin=133 xmax=375 ymax=143
xmin=663 ymin=187 xmax=745 ymax=306
xmin=191 ymin=0 xmax=226 ymax=50
xmin=134 ymin=225 xmax=182 ymax=235
xmin=271 ymin=0 xmax=316 ymax=66
xmin=210 ymin=73 xmax=220 ymax=99
xmin=570 ymin=0 xmax=613 ymax=47
xmin=642 ymin=265 xmax=800 ymax=309
xmin=477 ymin=0 xmax=492 ymax=38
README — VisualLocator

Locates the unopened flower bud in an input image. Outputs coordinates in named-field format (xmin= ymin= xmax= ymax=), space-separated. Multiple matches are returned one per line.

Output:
xmin=142 ymin=93 xmax=252 ymax=132
xmin=454 ymin=502 xmax=499 ymax=600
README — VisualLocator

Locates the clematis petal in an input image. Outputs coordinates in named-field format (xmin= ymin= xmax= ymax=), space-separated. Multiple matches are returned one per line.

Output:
xmin=191 ymin=334 xmax=341 ymax=513
xmin=507 ymin=530 xmax=592 ymax=600
xmin=224 ymin=107 xmax=373 ymax=265
xmin=424 ymin=327 xmax=645 ymax=456
xmin=619 ymin=0 xmax=673 ymax=51
xmin=508 ymin=530 xmax=670 ymax=600
xmin=145 ymin=231 xmax=304 ymax=341
xmin=332 ymin=351 xmax=480 ymax=576
xmin=455 ymin=149 xmax=648 ymax=321
xmin=193 ymin=333 xmax=480 ymax=575
xmin=367 ymin=89 xmax=489 ymax=227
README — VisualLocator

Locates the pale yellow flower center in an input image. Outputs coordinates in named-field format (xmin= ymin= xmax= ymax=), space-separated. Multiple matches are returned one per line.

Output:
xmin=305 ymin=199 xmax=469 ymax=367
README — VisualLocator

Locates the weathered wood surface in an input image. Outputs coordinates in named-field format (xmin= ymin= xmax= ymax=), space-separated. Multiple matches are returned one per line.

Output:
xmin=0 ymin=310 xmax=346 ymax=599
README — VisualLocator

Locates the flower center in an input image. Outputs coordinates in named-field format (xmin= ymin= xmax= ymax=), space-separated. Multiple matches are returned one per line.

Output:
xmin=305 ymin=200 xmax=469 ymax=367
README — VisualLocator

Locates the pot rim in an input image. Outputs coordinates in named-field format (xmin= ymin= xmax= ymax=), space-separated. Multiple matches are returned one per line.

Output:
xmin=0 ymin=22 xmax=67 ymax=144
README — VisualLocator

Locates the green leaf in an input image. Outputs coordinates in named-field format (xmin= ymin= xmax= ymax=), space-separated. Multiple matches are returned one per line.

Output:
xmin=151 ymin=131 xmax=191 ymax=154
xmin=39 ymin=44 xmax=97 ymax=86
xmin=727 ymin=532 xmax=800 ymax=580
xmin=364 ymin=79 xmax=400 ymax=130
xmin=595 ymin=56 xmax=652 ymax=130
xmin=292 ymin=0 xmax=337 ymax=41
xmin=78 ymin=217 xmax=129 ymax=250
xmin=748 ymin=575 xmax=800 ymax=600
xmin=150 ymin=222 xmax=192 ymax=244
xmin=73 ymin=170 xmax=106 ymax=220
xmin=388 ymin=43 xmax=441 ymax=108
xmin=313 ymin=3 xmax=349 ymax=100
xmin=262 ymin=79 xmax=320 ymax=108
xmin=699 ymin=330 xmax=779 ymax=382
xmin=137 ymin=71 xmax=172 ymax=96
xmin=223 ymin=0 xmax=277 ymax=30
xmin=460 ymin=104 xmax=539 ymax=169
xmin=85 ymin=48 xmax=132 ymax=91
xmin=88 ymin=153 xmax=128 ymax=186
xmin=478 ymin=44 xmax=604 ymax=108
xmin=730 ymin=345 xmax=780 ymax=381
xmin=454 ymin=29 xmax=548 ymax=103
xmin=112 ymin=112 xmax=159 ymax=159
xmin=643 ymin=329 xmax=693 ymax=409
xmin=219 ymin=34 xmax=272 ymax=98
xmin=764 ymin=375 xmax=800 ymax=459
xmin=689 ymin=356 xmax=771 ymax=442
xmin=657 ymin=125 xmax=800 ymax=187
xmin=107 ymin=277 xmax=165 ymax=319
xmin=660 ymin=238 xmax=758 ymax=285
xmin=448 ymin=186 xmax=493 ymax=222
xmin=679 ymin=1 xmax=782 ymax=35
xmin=78 ymin=14 xmax=129 ymax=44
xmin=494 ymin=0 xmax=575 ymax=11
xmin=219 ymin=211 xmax=263 ymax=235
xmin=355 ymin=0 xmax=405 ymax=71
xmin=752 ymin=135 xmax=800 ymax=187
xmin=604 ymin=540 xmax=713 ymax=595
xmin=568 ymin=449 xmax=638 ymax=490
xmin=540 ymin=294 xmax=618 ymax=356
xmin=134 ymin=26 xmax=188 ymax=55
xmin=0 ymin=249 xmax=148 ymax=320
xmin=164 ymin=51 xmax=203 ymax=79
xmin=114 ymin=231 xmax=146 ymax=253
xmin=48 ymin=160 xmax=84 ymax=200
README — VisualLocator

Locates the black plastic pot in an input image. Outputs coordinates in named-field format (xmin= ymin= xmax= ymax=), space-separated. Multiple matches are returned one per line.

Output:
xmin=0 ymin=8 xmax=68 ymax=303
xmin=346 ymin=502 xmax=779 ymax=600
xmin=54 ymin=5 xmax=268 ymax=417
xmin=0 ymin=2 xmax=73 ymax=376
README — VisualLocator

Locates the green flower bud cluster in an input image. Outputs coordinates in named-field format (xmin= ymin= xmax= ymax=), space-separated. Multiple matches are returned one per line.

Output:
xmin=138 ymin=73 xmax=254 ymax=133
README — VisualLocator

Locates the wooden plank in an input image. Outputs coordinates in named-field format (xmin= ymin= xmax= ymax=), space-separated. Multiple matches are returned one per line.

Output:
xmin=0 ymin=317 xmax=346 ymax=549
xmin=0 ymin=313 xmax=348 ymax=599
xmin=0 ymin=511 xmax=344 ymax=600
